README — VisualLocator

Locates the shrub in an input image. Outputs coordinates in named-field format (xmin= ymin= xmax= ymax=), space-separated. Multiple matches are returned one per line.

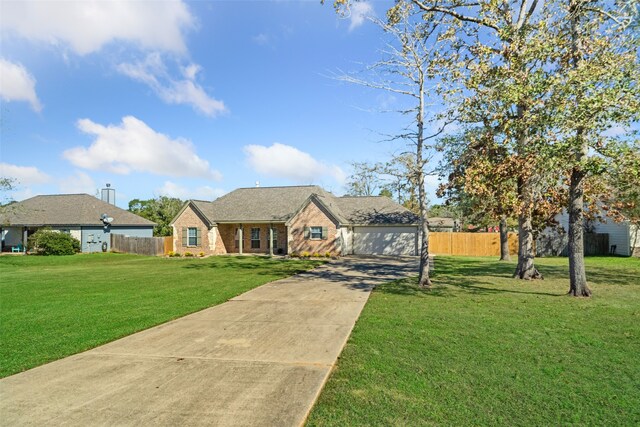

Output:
xmin=199 ymin=252 xmax=205 ymax=257
xmin=27 ymin=229 xmax=81 ymax=256
xmin=325 ymin=251 xmax=332 ymax=258
xmin=312 ymin=252 xmax=321 ymax=258
xmin=167 ymin=251 xmax=175 ymax=257
xmin=289 ymin=252 xmax=298 ymax=258
xmin=301 ymin=251 xmax=310 ymax=258
xmin=184 ymin=251 xmax=194 ymax=257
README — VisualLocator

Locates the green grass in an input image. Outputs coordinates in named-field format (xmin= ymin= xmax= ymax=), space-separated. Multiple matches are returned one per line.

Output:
xmin=0 ymin=253 xmax=324 ymax=378
xmin=307 ymin=256 xmax=640 ymax=426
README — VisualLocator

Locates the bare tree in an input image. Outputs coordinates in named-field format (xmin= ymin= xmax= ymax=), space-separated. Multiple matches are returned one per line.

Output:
xmin=345 ymin=161 xmax=384 ymax=196
xmin=336 ymin=6 xmax=448 ymax=288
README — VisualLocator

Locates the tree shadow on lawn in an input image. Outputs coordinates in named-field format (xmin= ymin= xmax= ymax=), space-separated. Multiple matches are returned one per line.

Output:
xmin=582 ymin=267 xmax=640 ymax=287
xmin=179 ymin=256 xmax=326 ymax=277
xmin=376 ymin=258 xmax=571 ymax=298
xmin=377 ymin=277 xmax=567 ymax=298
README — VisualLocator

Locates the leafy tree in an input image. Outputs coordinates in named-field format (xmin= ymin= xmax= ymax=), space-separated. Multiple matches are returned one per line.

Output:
xmin=128 ymin=196 xmax=184 ymax=237
xmin=546 ymin=1 xmax=639 ymax=296
xmin=331 ymin=0 xmax=638 ymax=289
xmin=438 ymin=127 xmax=519 ymax=260
xmin=379 ymin=187 xmax=393 ymax=198
xmin=427 ymin=204 xmax=459 ymax=219
xmin=602 ymin=141 xmax=640 ymax=225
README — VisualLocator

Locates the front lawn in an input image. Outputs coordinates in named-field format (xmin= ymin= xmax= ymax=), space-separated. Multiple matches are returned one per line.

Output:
xmin=0 ymin=253 xmax=324 ymax=378
xmin=307 ymin=256 xmax=640 ymax=426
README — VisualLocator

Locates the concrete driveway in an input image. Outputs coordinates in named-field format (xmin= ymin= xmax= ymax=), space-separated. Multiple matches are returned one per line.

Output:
xmin=0 ymin=256 xmax=417 ymax=426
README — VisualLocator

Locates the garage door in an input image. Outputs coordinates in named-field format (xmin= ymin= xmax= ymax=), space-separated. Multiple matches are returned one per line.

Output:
xmin=353 ymin=226 xmax=417 ymax=256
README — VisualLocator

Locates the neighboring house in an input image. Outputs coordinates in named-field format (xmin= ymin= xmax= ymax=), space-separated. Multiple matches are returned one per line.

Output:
xmin=170 ymin=185 xmax=419 ymax=256
xmin=537 ymin=211 xmax=639 ymax=257
xmin=427 ymin=217 xmax=458 ymax=232
xmin=0 ymin=194 xmax=155 ymax=253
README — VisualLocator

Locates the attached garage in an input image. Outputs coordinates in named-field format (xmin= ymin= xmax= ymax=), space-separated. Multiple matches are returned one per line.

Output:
xmin=352 ymin=226 xmax=418 ymax=256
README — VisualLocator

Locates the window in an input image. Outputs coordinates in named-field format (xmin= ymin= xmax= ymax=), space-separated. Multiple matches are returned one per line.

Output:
xmin=251 ymin=228 xmax=260 ymax=249
xmin=310 ymin=226 xmax=322 ymax=240
xmin=188 ymin=227 xmax=198 ymax=246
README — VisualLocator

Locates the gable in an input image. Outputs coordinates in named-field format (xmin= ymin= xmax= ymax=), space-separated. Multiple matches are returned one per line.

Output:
xmin=172 ymin=204 xmax=211 ymax=230
xmin=288 ymin=196 xmax=340 ymax=228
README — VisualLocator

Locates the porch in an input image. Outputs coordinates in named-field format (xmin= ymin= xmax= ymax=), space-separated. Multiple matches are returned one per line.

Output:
xmin=0 ymin=226 xmax=30 ymax=253
xmin=217 ymin=223 xmax=288 ymax=256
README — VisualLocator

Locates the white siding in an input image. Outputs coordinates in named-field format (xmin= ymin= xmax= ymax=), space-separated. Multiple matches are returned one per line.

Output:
xmin=338 ymin=227 xmax=353 ymax=255
xmin=69 ymin=228 xmax=81 ymax=242
xmin=592 ymin=218 xmax=631 ymax=256
xmin=353 ymin=226 xmax=417 ymax=256
xmin=550 ymin=212 xmax=632 ymax=256
xmin=631 ymin=225 xmax=639 ymax=255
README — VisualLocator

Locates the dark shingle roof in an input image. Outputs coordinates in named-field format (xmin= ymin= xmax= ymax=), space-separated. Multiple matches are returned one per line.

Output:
xmin=190 ymin=186 xmax=345 ymax=223
xmin=335 ymin=196 xmax=419 ymax=225
xmin=181 ymin=186 xmax=417 ymax=226
xmin=0 ymin=194 xmax=156 ymax=227
xmin=428 ymin=217 xmax=456 ymax=228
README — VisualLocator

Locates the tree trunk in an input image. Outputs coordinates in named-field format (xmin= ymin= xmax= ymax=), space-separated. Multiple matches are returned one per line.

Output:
xmin=416 ymin=73 xmax=431 ymax=289
xmin=513 ymin=105 xmax=542 ymax=280
xmin=567 ymin=161 xmax=590 ymax=296
xmin=418 ymin=167 xmax=431 ymax=288
xmin=567 ymin=0 xmax=591 ymax=297
xmin=499 ymin=215 xmax=510 ymax=261
xmin=513 ymin=210 xmax=542 ymax=279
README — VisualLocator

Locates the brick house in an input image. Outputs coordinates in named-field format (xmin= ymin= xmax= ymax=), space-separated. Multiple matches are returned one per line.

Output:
xmin=170 ymin=185 xmax=419 ymax=256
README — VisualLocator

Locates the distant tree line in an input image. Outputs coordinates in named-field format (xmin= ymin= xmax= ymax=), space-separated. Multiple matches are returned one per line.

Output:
xmin=128 ymin=197 xmax=184 ymax=237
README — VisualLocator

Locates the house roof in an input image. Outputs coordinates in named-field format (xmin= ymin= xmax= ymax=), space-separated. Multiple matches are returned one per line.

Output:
xmin=428 ymin=217 xmax=456 ymax=228
xmin=175 ymin=185 xmax=418 ymax=226
xmin=335 ymin=196 xmax=419 ymax=225
xmin=0 ymin=194 xmax=156 ymax=227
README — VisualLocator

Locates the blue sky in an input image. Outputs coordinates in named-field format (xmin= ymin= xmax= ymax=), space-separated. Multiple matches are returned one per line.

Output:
xmin=0 ymin=0 xmax=443 ymax=208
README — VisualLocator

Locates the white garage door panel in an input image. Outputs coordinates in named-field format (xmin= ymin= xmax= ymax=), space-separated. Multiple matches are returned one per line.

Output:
xmin=353 ymin=226 xmax=416 ymax=256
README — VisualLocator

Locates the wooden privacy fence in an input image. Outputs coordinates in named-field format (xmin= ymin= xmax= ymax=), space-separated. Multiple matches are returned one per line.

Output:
xmin=111 ymin=234 xmax=165 ymax=256
xmin=164 ymin=236 xmax=173 ymax=255
xmin=429 ymin=232 xmax=518 ymax=256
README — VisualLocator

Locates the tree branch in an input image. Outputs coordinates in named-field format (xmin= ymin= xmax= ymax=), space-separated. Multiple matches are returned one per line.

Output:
xmin=412 ymin=0 xmax=501 ymax=32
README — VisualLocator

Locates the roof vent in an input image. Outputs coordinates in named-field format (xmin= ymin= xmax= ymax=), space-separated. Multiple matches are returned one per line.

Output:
xmin=101 ymin=184 xmax=116 ymax=205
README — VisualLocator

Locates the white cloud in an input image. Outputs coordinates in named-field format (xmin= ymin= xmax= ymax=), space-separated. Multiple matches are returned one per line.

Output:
xmin=63 ymin=116 xmax=222 ymax=180
xmin=348 ymin=2 xmax=374 ymax=31
xmin=157 ymin=181 xmax=226 ymax=201
xmin=602 ymin=125 xmax=629 ymax=138
xmin=0 ymin=59 xmax=42 ymax=112
xmin=117 ymin=53 xmax=226 ymax=117
xmin=0 ymin=162 xmax=50 ymax=185
xmin=252 ymin=33 xmax=271 ymax=46
xmin=58 ymin=171 xmax=96 ymax=194
xmin=243 ymin=143 xmax=346 ymax=184
xmin=1 ymin=0 xmax=194 ymax=55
